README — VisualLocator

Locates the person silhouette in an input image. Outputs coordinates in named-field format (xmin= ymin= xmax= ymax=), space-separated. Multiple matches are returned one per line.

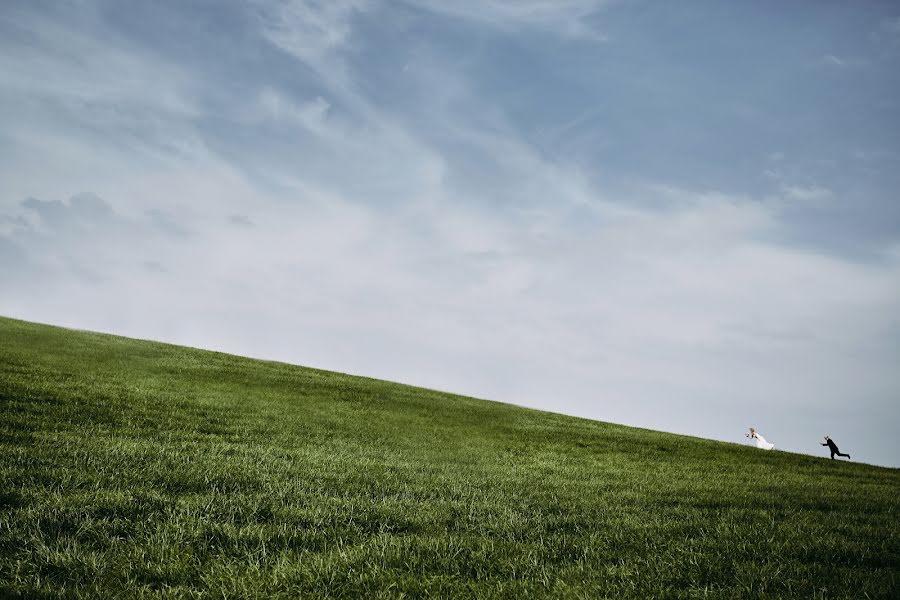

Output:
xmin=822 ymin=435 xmax=850 ymax=460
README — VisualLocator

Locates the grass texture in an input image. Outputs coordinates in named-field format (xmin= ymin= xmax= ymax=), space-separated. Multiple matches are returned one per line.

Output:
xmin=1 ymin=315 xmax=898 ymax=598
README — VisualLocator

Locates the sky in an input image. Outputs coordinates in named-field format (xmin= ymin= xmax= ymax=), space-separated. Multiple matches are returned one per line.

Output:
xmin=1 ymin=0 xmax=899 ymax=467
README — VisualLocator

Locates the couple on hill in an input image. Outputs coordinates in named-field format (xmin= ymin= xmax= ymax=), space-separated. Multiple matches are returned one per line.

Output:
xmin=746 ymin=428 xmax=851 ymax=460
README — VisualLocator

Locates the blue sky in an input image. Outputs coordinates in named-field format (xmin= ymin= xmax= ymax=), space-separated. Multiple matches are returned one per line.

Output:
xmin=2 ymin=0 xmax=899 ymax=466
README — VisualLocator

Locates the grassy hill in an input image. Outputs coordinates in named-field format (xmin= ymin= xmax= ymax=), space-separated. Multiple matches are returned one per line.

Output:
xmin=1 ymin=316 xmax=898 ymax=598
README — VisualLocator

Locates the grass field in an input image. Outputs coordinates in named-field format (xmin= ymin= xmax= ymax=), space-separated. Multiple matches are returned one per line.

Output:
xmin=1 ymin=316 xmax=898 ymax=598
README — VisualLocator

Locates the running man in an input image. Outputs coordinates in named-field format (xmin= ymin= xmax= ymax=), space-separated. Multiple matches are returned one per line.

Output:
xmin=822 ymin=435 xmax=850 ymax=460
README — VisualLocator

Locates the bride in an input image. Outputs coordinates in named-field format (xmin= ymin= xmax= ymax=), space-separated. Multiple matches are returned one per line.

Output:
xmin=746 ymin=427 xmax=775 ymax=450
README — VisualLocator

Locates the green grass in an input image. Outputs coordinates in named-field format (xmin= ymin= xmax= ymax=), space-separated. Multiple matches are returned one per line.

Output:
xmin=1 ymin=316 xmax=898 ymax=599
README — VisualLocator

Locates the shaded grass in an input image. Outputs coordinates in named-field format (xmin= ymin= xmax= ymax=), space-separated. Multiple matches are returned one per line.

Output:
xmin=1 ymin=315 xmax=898 ymax=598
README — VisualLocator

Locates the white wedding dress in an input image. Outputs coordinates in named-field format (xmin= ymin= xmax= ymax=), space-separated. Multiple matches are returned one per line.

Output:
xmin=753 ymin=433 xmax=775 ymax=450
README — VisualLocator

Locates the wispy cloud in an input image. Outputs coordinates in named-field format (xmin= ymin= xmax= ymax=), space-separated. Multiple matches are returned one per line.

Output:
xmin=0 ymin=5 xmax=199 ymax=117
xmin=822 ymin=53 xmax=869 ymax=68
xmin=406 ymin=0 xmax=613 ymax=39
xmin=780 ymin=184 xmax=832 ymax=203
xmin=252 ymin=0 xmax=370 ymax=64
xmin=228 ymin=214 xmax=256 ymax=228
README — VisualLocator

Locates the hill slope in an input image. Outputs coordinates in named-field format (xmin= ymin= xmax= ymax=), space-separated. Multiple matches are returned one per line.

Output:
xmin=1 ymin=316 xmax=898 ymax=598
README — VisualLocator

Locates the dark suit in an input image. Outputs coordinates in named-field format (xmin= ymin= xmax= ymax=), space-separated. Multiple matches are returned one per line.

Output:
xmin=822 ymin=439 xmax=850 ymax=460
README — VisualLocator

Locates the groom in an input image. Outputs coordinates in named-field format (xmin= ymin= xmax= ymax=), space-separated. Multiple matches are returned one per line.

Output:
xmin=822 ymin=436 xmax=850 ymax=460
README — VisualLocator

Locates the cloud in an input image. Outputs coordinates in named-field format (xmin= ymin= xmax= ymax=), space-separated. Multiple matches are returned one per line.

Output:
xmin=20 ymin=194 xmax=114 ymax=231
xmin=142 ymin=260 xmax=167 ymax=273
xmin=0 ymin=4 xmax=198 ymax=119
xmin=253 ymin=0 xmax=612 ymax=67
xmin=228 ymin=215 xmax=256 ymax=228
xmin=0 ymin=236 xmax=31 ymax=280
xmin=780 ymin=185 xmax=832 ymax=203
xmin=0 ymin=193 xmax=193 ymax=285
xmin=822 ymin=53 xmax=869 ymax=68
xmin=256 ymin=89 xmax=331 ymax=131
xmin=252 ymin=0 xmax=370 ymax=65
xmin=407 ymin=0 xmax=612 ymax=39
xmin=145 ymin=209 xmax=190 ymax=239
